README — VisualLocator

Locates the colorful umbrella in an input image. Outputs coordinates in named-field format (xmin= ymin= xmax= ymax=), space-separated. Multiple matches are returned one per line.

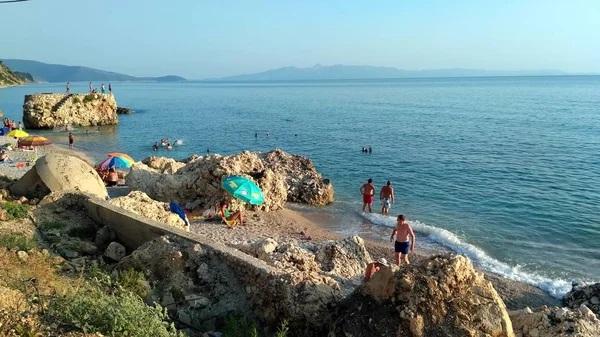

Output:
xmin=107 ymin=152 xmax=135 ymax=164
xmin=19 ymin=135 xmax=52 ymax=146
xmin=6 ymin=130 xmax=29 ymax=138
xmin=222 ymin=175 xmax=264 ymax=205
xmin=97 ymin=156 xmax=133 ymax=169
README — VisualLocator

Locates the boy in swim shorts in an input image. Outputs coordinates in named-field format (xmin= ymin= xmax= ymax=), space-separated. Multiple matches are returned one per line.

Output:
xmin=390 ymin=214 xmax=415 ymax=265
xmin=360 ymin=178 xmax=375 ymax=212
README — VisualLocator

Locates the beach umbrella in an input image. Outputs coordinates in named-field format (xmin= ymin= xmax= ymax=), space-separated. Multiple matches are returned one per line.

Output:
xmin=6 ymin=130 xmax=29 ymax=138
xmin=107 ymin=152 xmax=135 ymax=163
xmin=222 ymin=175 xmax=264 ymax=205
xmin=169 ymin=201 xmax=190 ymax=227
xmin=97 ymin=156 xmax=133 ymax=170
xmin=19 ymin=135 xmax=52 ymax=146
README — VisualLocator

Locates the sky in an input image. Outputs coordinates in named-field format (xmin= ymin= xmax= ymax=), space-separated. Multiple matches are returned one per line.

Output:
xmin=1 ymin=0 xmax=599 ymax=79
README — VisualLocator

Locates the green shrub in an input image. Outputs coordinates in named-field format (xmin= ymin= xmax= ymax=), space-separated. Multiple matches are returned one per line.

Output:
xmin=0 ymin=232 xmax=36 ymax=251
xmin=1 ymin=202 xmax=30 ymax=219
xmin=116 ymin=268 xmax=151 ymax=299
xmin=67 ymin=225 xmax=95 ymax=239
xmin=83 ymin=94 xmax=95 ymax=103
xmin=224 ymin=316 xmax=258 ymax=337
xmin=72 ymin=97 xmax=81 ymax=104
xmin=38 ymin=221 xmax=67 ymax=231
xmin=274 ymin=320 xmax=289 ymax=337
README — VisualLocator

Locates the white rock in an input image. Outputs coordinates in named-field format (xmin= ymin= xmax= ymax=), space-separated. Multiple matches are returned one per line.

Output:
xmin=104 ymin=242 xmax=126 ymax=262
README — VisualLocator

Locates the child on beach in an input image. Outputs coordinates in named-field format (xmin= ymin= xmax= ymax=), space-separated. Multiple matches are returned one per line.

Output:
xmin=390 ymin=215 xmax=415 ymax=265
xmin=68 ymin=132 xmax=74 ymax=149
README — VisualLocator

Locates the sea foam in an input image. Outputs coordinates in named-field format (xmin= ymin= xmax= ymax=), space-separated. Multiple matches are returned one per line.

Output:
xmin=362 ymin=213 xmax=573 ymax=298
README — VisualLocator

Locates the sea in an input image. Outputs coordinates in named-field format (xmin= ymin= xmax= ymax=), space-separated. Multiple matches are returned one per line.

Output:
xmin=1 ymin=76 xmax=599 ymax=298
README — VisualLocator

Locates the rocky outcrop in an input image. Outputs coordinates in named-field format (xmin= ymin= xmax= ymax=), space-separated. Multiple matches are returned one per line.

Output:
xmin=127 ymin=149 xmax=333 ymax=211
xmin=11 ymin=153 xmax=108 ymax=200
xmin=329 ymin=254 xmax=514 ymax=337
xmin=314 ymin=236 xmax=372 ymax=279
xmin=116 ymin=107 xmax=132 ymax=114
xmin=22 ymin=93 xmax=118 ymax=129
xmin=0 ymin=62 xmax=33 ymax=87
xmin=564 ymin=283 xmax=600 ymax=317
xmin=107 ymin=191 xmax=187 ymax=230
xmin=510 ymin=306 xmax=600 ymax=337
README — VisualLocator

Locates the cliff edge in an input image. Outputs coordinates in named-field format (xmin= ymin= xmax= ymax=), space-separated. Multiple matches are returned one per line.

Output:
xmin=0 ymin=61 xmax=34 ymax=87
xmin=23 ymin=93 xmax=118 ymax=129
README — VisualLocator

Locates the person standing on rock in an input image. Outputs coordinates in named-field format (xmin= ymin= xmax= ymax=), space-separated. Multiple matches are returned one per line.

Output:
xmin=101 ymin=83 xmax=105 ymax=93
xmin=360 ymin=178 xmax=375 ymax=212
xmin=390 ymin=215 xmax=415 ymax=265
xmin=68 ymin=132 xmax=74 ymax=149
xmin=66 ymin=82 xmax=70 ymax=94
xmin=89 ymin=81 xmax=93 ymax=93
xmin=379 ymin=181 xmax=394 ymax=214
xmin=109 ymin=83 xmax=112 ymax=94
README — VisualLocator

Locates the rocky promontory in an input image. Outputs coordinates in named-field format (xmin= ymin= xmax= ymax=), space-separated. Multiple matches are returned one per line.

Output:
xmin=127 ymin=149 xmax=335 ymax=211
xmin=22 ymin=93 xmax=118 ymax=129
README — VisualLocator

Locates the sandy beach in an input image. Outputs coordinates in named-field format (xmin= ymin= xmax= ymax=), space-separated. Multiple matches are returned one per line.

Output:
xmin=0 ymin=135 xmax=93 ymax=179
xmin=191 ymin=207 xmax=559 ymax=310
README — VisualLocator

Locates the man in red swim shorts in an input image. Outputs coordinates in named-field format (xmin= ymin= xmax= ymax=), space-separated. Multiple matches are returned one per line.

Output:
xmin=360 ymin=178 xmax=375 ymax=212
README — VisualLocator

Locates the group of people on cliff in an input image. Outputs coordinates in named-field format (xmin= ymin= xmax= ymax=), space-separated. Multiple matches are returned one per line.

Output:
xmin=65 ymin=82 xmax=112 ymax=94
xmin=3 ymin=118 xmax=22 ymax=131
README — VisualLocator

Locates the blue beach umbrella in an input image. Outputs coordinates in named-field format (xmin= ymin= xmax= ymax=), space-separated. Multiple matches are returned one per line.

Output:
xmin=222 ymin=175 xmax=264 ymax=205
xmin=169 ymin=201 xmax=189 ymax=226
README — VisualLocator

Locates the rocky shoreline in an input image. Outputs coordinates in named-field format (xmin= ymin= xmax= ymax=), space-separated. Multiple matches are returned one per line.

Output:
xmin=1 ymin=149 xmax=599 ymax=336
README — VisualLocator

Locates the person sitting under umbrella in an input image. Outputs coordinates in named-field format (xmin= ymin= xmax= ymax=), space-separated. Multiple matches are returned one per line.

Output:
xmin=105 ymin=168 xmax=119 ymax=187
xmin=217 ymin=201 xmax=244 ymax=227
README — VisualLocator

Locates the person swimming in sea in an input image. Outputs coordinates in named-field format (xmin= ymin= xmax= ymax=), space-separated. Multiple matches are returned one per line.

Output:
xmin=161 ymin=139 xmax=168 ymax=146
xmin=167 ymin=143 xmax=172 ymax=150
xmin=153 ymin=142 xmax=159 ymax=151
xmin=207 ymin=148 xmax=211 ymax=153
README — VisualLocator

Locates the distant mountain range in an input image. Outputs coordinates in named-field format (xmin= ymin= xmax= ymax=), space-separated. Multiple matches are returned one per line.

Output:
xmin=0 ymin=59 xmax=186 ymax=83
xmin=210 ymin=64 xmax=577 ymax=81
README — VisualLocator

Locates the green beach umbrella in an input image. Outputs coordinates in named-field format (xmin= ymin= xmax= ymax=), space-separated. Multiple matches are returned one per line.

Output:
xmin=222 ymin=175 xmax=264 ymax=205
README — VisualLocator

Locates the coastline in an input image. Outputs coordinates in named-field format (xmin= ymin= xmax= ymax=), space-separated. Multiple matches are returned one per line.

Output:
xmin=0 ymin=134 xmax=560 ymax=310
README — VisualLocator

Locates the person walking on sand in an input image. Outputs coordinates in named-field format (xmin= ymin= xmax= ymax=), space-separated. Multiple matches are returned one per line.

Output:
xmin=108 ymin=83 xmax=112 ymax=94
xmin=360 ymin=178 xmax=375 ymax=212
xmin=390 ymin=215 xmax=415 ymax=265
xmin=380 ymin=181 xmax=395 ymax=214
xmin=68 ymin=132 xmax=74 ymax=149
xmin=89 ymin=82 xmax=93 ymax=93
xmin=66 ymin=82 xmax=70 ymax=94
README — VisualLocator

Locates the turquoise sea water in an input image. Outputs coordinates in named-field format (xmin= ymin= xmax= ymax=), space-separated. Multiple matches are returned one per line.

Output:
xmin=1 ymin=76 xmax=599 ymax=297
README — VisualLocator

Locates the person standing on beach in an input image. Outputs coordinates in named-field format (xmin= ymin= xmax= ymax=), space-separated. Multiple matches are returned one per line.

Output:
xmin=17 ymin=122 xmax=22 ymax=130
xmin=66 ymin=82 xmax=70 ymax=94
xmin=68 ymin=132 xmax=74 ymax=149
xmin=360 ymin=178 xmax=375 ymax=212
xmin=390 ymin=215 xmax=415 ymax=265
xmin=89 ymin=82 xmax=93 ymax=93
xmin=108 ymin=83 xmax=112 ymax=94
xmin=380 ymin=181 xmax=394 ymax=214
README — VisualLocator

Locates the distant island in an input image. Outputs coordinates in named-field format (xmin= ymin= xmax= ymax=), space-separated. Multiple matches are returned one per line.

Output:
xmin=0 ymin=59 xmax=186 ymax=83
xmin=208 ymin=64 xmax=579 ymax=81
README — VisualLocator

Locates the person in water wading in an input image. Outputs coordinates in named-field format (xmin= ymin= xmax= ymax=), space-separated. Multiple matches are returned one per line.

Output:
xmin=360 ymin=178 xmax=375 ymax=212
xmin=380 ymin=180 xmax=395 ymax=214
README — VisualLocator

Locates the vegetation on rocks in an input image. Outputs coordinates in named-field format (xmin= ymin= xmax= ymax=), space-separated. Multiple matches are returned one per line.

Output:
xmin=1 ymin=202 xmax=30 ymax=220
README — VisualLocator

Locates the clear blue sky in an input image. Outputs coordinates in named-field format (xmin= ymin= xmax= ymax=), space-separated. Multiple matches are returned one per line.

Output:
xmin=1 ymin=0 xmax=598 ymax=79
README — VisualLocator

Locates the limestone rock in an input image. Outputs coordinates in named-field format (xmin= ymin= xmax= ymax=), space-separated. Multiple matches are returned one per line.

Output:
xmin=95 ymin=226 xmax=116 ymax=248
xmin=23 ymin=93 xmax=118 ymax=129
xmin=11 ymin=153 xmax=108 ymax=200
xmin=510 ymin=305 xmax=600 ymax=337
xmin=116 ymin=107 xmax=132 ymax=114
xmin=329 ymin=254 xmax=514 ymax=337
xmin=314 ymin=236 xmax=371 ymax=279
xmin=104 ymin=242 xmax=126 ymax=262
xmin=127 ymin=149 xmax=333 ymax=212
xmin=108 ymin=191 xmax=187 ymax=230
xmin=252 ymin=238 xmax=278 ymax=260
xmin=564 ymin=282 xmax=600 ymax=317
xmin=0 ymin=209 xmax=9 ymax=221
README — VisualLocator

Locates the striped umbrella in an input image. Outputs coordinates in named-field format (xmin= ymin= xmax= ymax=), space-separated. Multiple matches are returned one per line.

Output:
xmin=107 ymin=152 xmax=135 ymax=164
xmin=19 ymin=135 xmax=52 ymax=146
xmin=97 ymin=156 xmax=133 ymax=169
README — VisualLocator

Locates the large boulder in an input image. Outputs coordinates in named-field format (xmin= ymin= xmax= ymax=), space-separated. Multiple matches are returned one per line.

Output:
xmin=107 ymin=191 xmax=187 ymax=230
xmin=328 ymin=254 xmax=514 ymax=337
xmin=510 ymin=305 xmax=600 ymax=337
xmin=564 ymin=283 xmax=600 ymax=317
xmin=11 ymin=153 xmax=108 ymax=199
xmin=126 ymin=149 xmax=333 ymax=212
xmin=23 ymin=93 xmax=118 ymax=129
xmin=314 ymin=236 xmax=372 ymax=279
